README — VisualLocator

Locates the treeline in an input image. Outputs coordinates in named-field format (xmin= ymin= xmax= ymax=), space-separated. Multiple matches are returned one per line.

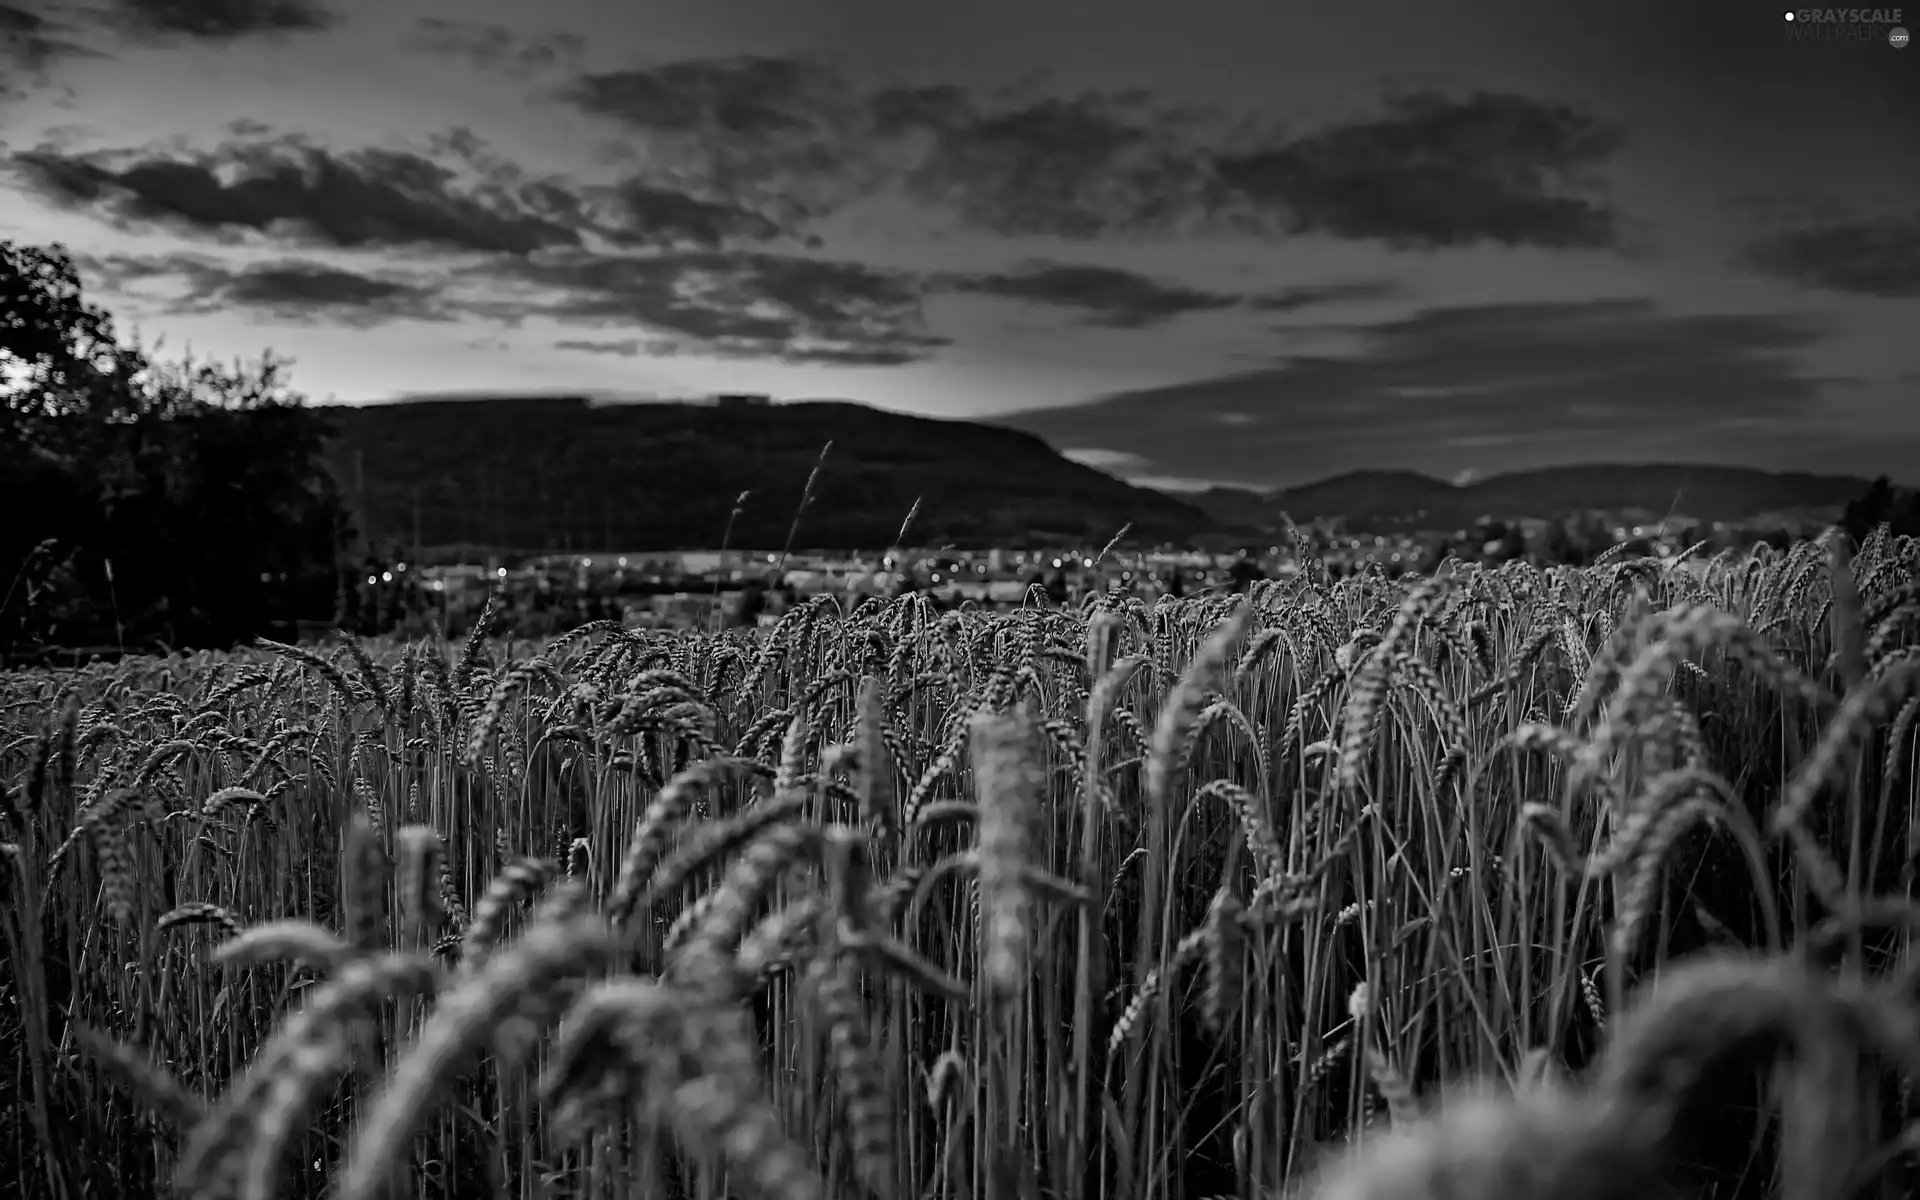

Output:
xmin=1 ymin=240 xmax=349 ymax=661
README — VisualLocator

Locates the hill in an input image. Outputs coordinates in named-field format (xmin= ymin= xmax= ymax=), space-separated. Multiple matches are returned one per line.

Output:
xmin=1180 ymin=464 xmax=1871 ymax=531
xmin=1187 ymin=471 xmax=1458 ymax=529
xmin=316 ymin=396 xmax=1218 ymax=553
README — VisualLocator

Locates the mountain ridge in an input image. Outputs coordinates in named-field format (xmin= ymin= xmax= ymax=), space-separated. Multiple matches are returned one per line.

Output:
xmin=314 ymin=395 xmax=1877 ymax=551
xmin=1180 ymin=462 xmax=1873 ymax=530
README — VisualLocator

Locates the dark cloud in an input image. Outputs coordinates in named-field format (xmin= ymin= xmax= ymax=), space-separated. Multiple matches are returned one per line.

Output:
xmin=777 ymin=343 xmax=928 ymax=367
xmin=113 ymin=0 xmax=331 ymax=39
xmin=936 ymin=261 xmax=1240 ymax=328
xmin=0 ymin=3 xmax=95 ymax=94
xmin=1000 ymin=300 xmax=1833 ymax=486
xmin=565 ymin=56 xmax=851 ymax=140
xmin=1 ymin=3 xmax=55 ymax=60
xmin=553 ymin=337 xmax=643 ymax=355
xmin=867 ymin=83 xmax=973 ymax=139
xmin=1209 ymin=90 xmax=1622 ymax=249
xmin=561 ymin=68 xmax=1233 ymax=239
xmin=12 ymin=132 xmax=810 ymax=254
xmin=1723 ymin=192 xmax=1857 ymax=230
xmin=425 ymin=124 xmax=801 ymax=249
xmin=400 ymin=18 xmax=583 ymax=78
xmin=1248 ymin=281 xmax=1402 ymax=313
xmin=209 ymin=262 xmax=442 ymax=324
xmin=12 ymin=140 xmax=583 ymax=254
xmin=900 ymin=92 xmax=1223 ymax=239
xmin=484 ymin=249 xmax=947 ymax=366
xmin=6 ymin=121 xmax=965 ymax=363
xmin=1740 ymin=211 xmax=1920 ymax=298
xmin=87 ymin=252 xmax=445 ymax=326
xmin=604 ymin=182 xmax=790 ymax=249
xmin=558 ymin=57 xmax=1627 ymax=250
xmin=561 ymin=56 xmax=869 ymax=228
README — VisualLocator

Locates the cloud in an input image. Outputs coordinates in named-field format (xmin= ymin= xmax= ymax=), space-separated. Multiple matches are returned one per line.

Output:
xmin=604 ymin=181 xmax=790 ymax=249
xmin=24 ymin=66 xmax=1623 ymax=263
xmin=1740 ymin=210 xmax=1920 ymax=298
xmin=558 ymin=57 xmax=1626 ymax=250
xmin=936 ymin=261 xmax=1241 ymax=328
xmin=927 ymin=263 xmax=1400 ymax=332
xmin=86 ymin=252 xmax=445 ymax=326
xmin=400 ymin=18 xmax=583 ymax=78
xmin=205 ymin=262 xmax=442 ymax=324
xmin=561 ymin=67 xmax=1220 ymax=239
xmin=564 ymin=56 xmax=852 ymax=141
xmin=489 ymin=249 xmax=947 ymax=366
xmin=552 ymin=338 xmax=643 ymax=355
xmin=1 ymin=4 xmax=62 ymax=65
xmin=561 ymin=56 xmax=871 ymax=229
xmin=1248 ymin=281 xmax=1402 ymax=313
xmin=1000 ymin=299 xmax=1834 ymax=486
xmin=12 ymin=139 xmax=585 ymax=254
xmin=0 ymin=4 xmax=98 ymax=95
xmin=112 ymin=0 xmax=332 ymax=39
xmin=1061 ymin=448 xmax=1147 ymax=470
xmin=0 ymin=3 xmax=41 ymax=32
xmin=18 ymin=125 xmax=1277 ymax=364
xmin=1209 ymin=90 xmax=1622 ymax=249
xmin=897 ymin=91 xmax=1226 ymax=239
xmin=1059 ymin=448 xmax=1232 ymax=491
xmin=553 ymin=334 xmax=922 ymax=367
xmin=12 ymin=132 xmax=812 ymax=254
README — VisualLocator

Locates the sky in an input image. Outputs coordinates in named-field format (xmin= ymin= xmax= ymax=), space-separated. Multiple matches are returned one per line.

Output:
xmin=2 ymin=0 xmax=1918 ymax=491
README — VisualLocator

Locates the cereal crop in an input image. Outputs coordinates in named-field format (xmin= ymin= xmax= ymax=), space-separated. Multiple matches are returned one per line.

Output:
xmin=6 ymin=528 xmax=1920 ymax=1200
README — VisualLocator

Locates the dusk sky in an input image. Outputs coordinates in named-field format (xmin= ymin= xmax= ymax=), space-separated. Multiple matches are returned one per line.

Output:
xmin=3 ymin=0 xmax=1917 ymax=490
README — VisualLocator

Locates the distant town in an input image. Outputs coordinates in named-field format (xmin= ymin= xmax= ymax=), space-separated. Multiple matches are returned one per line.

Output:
xmin=339 ymin=504 xmax=1835 ymax=639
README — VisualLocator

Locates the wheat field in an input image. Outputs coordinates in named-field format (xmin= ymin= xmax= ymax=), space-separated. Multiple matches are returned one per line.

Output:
xmin=5 ymin=528 xmax=1920 ymax=1200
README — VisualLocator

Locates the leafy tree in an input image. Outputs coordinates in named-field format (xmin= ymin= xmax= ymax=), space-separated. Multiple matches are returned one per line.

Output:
xmin=1842 ymin=474 xmax=1920 ymax=543
xmin=1 ymin=239 xmax=351 ymax=658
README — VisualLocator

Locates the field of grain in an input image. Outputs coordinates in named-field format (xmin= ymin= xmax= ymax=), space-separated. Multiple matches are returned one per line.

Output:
xmin=5 ymin=529 xmax=1920 ymax=1200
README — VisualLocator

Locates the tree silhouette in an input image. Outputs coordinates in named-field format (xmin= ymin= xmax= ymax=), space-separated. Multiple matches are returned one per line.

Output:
xmin=1 ymin=239 xmax=351 ymax=658
xmin=1841 ymin=474 xmax=1920 ymax=543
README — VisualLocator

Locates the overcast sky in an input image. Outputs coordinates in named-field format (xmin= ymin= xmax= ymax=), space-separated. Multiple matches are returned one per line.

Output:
xmin=3 ymin=0 xmax=1917 ymax=489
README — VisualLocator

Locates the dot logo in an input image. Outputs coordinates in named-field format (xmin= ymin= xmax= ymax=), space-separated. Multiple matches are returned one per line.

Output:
xmin=1892 ymin=25 xmax=1911 ymax=44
